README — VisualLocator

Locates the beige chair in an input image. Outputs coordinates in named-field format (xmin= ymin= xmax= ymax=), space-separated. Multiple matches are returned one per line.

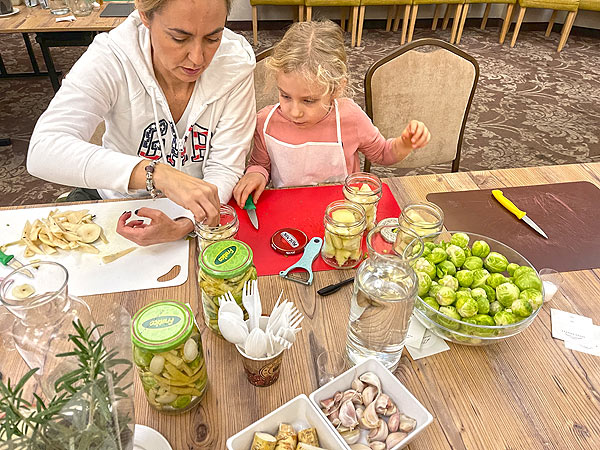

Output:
xmin=250 ymin=0 xmax=306 ymax=46
xmin=254 ymin=48 xmax=280 ymax=112
xmin=363 ymin=38 xmax=479 ymax=172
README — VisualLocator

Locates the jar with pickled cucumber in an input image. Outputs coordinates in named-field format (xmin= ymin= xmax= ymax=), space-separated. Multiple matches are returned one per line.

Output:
xmin=198 ymin=239 xmax=257 ymax=335
xmin=131 ymin=301 xmax=207 ymax=413
xmin=321 ymin=200 xmax=367 ymax=269
xmin=343 ymin=172 xmax=383 ymax=231
xmin=195 ymin=204 xmax=239 ymax=252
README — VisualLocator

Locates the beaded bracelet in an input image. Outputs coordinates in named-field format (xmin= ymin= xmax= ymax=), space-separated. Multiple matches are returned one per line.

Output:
xmin=145 ymin=160 xmax=163 ymax=198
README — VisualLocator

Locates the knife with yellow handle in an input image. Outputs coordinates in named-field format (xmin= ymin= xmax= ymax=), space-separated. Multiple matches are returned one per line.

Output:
xmin=492 ymin=190 xmax=548 ymax=239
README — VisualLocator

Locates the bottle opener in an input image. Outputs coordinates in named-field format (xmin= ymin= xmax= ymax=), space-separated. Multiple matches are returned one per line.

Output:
xmin=279 ymin=237 xmax=323 ymax=286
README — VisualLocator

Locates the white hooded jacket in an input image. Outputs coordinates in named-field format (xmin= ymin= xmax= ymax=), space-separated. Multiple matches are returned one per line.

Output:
xmin=28 ymin=11 xmax=256 ymax=203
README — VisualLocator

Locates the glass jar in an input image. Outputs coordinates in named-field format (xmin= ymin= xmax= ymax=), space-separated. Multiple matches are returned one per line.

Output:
xmin=131 ymin=300 xmax=207 ymax=413
xmin=343 ymin=172 xmax=383 ymax=231
xmin=346 ymin=225 xmax=423 ymax=370
xmin=198 ymin=239 xmax=257 ymax=335
xmin=66 ymin=0 xmax=91 ymax=16
xmin=399 ymin=201 xmax=444 ymax=240
xmin=322 ymin=200 xmax=367 ymax=269
xmin=195 ymin=204 xmax=239 ymax=252
xmin=0 ymin=261 xmax=94 ymax=396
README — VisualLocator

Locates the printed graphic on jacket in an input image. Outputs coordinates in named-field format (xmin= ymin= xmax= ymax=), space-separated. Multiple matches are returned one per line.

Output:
xmin=138 ymin=121 xmax=209 ymax=166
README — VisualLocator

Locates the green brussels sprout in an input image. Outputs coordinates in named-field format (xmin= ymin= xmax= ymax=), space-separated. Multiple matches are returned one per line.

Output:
xmin=422 ymin=296 xmax=440 ymax=311
xmin=463 ymin=256 xmax=484 ymax=271
xmin=519 ymin=288 xmax=543 ymax=311
xmin=487 ymin=273 xmax=509 ymax=289
xmin=450 ymin=232 xmax=470 ymax=249
xmin=435 ymin=286 xmax=457 ymax=306
xmin=437 ymin=306 xmax=461 ymax=330
xmin=141 ymin=374 xmax=158 ymax=393
xmin=455 ymin=290 xmax=472 ymax=304
xmin=511 ymin=298 xmax=533 ymax=318
xmin=456 ymin=269 xmax=474 ymax=288
xmin=426 ymin=247 xmax=448 ymax=265
xmin=471 ymin=289 xmax=490 ymax=314
xmin=439 ymin=274 xmax=459 ymax=291
xmin=471 ymin=287 xmax=487 ymax=301
xmin=421 ymin=246 xmax=432 ymax=258
xmin=417 ymin=271 xmax=433 ymax=297
xmin=428 ymin=284 xmax=443 ymax=298
xmin=440 ymin=241 xmax=450 ymax=250
xmin=446 ymin=244 xmax=466 ymax=268
xmin=471 ymin=268 xmax=490 ymax=288
xmin=506 ymin=263 xmax=519 ymax=277
xmin=482 ymin=284 xmax=496 ymax=302
xmin=414 ymin=257 xmax=437 ymax=280
xmin=457 ymin=287 xmax=472 ymax=293
xmin=496 ymin=282 xmax=521 ymax=307
xmin=411 ymin=242 xmax=428 ymax=257
xmin=484 ymin=251 xmax=509 ymax=273
xmin=134 ymin=346 xmax=153 ymax=367
xmin=424 ymin=242 xmax=436 ymax=251
xmin=515 ymin=272 xmax=543 ymax=292
xmin=171 ymin=395 xmax=192 ymax=409
xmin=513 ymin=265 xmax=536 ymax=279
xmin=471 ymin=313 xmax=496 ymax=327
xmin=436 ymin=260 xmax=457 ymax=278
xmin=456 ymin=296 xmax=478 ymax=318
xmin=471 ymin=240 xmax=491 ymax=258
xmin=494 ymin=310 xmax=518 ymax=326
xmin=464 ymin=248 xmax=472 ymax=258
xmin=489 ymin=300 xmax=504 ymax=315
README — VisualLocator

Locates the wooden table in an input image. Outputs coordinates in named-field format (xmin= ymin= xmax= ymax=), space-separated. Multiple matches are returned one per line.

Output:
xmin=1 ymin=163 xmax=599 ymax=449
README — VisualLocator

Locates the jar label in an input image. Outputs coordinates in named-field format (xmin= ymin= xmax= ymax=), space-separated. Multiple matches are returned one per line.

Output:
xmin=131 ymin=301 xmax=194 ymax=351
xmin=215 ymin=245 xmax=237 ymax=266
xmin=142 ymin=315 xmax=181 ymax=329
xmin=199 ymin=239 xmax=254 ymax=279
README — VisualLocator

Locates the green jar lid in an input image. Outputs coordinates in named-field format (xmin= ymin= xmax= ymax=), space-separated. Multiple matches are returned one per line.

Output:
xmin=131 ymin=301 xmax=194 ymax=352
xmin=199 ymin=239 xmax=253 ymax=279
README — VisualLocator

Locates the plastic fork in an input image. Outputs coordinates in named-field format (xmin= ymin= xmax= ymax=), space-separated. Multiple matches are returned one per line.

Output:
xmin=252 ymin=279 xmax=262 ymax=331
xmin=242 ymin=280 xmax=258 ymax=330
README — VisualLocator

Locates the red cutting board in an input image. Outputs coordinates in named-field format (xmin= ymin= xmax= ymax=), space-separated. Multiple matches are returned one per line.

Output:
xmin=228 ymin=183 xmax=401 ymax=276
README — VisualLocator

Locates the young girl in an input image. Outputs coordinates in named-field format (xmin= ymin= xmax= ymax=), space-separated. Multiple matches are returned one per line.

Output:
xmin=233 ymin=20 xmax=430 ymax=207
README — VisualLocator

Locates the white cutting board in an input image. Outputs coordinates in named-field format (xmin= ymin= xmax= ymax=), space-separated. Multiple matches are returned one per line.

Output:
xmin=0 ymin=198 xmax=191 ymax=296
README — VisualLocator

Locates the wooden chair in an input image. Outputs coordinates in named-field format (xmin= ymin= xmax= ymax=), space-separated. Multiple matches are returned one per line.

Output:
xmin=547 ymin=0 xmax=597 ymax=50
xmin=455 ymin=0 xmax=517 ymax=44
xmin=363 ymin=38 xmax=479 ymax=172
xmin=408 ymin=0 xmax=465 ymax=44
xmin=250 ymin=0 xmax=306 ymax=46
xmin=355 ymin=0 xmax=413 ymax=46
xmin=305 ymin=0 xmax=362 ymax=46
xmin=510 ymin=0 xmax=579 ymax=51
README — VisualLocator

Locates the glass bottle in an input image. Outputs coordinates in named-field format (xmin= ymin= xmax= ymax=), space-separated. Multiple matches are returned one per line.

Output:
xmin=195 ymin=204 xmax=239 ymax=252
xmin=346 ymin=225 xmax=423 ymax=370
xmin=343 ymin=172 xmax=383 ymax=231
xmin=0 ymin=261 xmax=94 ymax=396
xmin=322 ymin=200 xmax=367 ymax=269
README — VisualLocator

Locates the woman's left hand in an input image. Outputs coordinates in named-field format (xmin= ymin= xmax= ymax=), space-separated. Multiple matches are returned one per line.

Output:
xmin=116 ymin=208 xmax=193 ymax=246
xmin=401 ymin=120 xmax=431 ymax=149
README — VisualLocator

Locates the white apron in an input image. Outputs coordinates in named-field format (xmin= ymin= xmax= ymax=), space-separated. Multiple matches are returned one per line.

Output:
xmin=263 ymin=100 xmax=348 ymax=188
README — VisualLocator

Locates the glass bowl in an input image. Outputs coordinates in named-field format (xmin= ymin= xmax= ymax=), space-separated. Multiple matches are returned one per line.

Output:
xmin=411 ymin=231 xmax=544 ymax=346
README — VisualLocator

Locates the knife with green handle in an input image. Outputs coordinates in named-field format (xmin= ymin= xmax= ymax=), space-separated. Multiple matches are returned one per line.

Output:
xmin=0 ymin=250 xmax=34 ymax=278
xmin=244 ymin=195 xmax=259 ymax=230
xmin=492 ymin=189 xmax=548 ymax=239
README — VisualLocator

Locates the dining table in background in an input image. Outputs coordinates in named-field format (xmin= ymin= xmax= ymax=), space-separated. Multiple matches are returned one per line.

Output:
xmin=1 ymin=162 xmax=599 ymax=449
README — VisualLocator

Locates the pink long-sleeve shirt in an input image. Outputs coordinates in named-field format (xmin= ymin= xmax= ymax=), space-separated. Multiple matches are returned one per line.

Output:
xmin=246 ymin=98 xmax=400 ymax=182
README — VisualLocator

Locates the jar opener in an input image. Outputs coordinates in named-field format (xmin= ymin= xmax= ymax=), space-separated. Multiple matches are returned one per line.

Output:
xmin=279 ymin=237 xmax=323 ymax=286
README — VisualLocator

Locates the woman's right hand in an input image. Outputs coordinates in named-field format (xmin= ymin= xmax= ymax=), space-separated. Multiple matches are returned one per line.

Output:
xmin=233 ymin=172 xmax=268 ymax=208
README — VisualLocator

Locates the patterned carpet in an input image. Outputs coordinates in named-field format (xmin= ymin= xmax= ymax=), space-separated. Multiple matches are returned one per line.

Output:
xmin=1 ymin=23 xmax=599 ymax=207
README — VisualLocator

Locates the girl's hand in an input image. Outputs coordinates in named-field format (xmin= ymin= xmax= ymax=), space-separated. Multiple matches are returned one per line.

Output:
xmin=401 ymin=120 xmax=431 ymax=149
xmin=233 ymin=172 xmax=268 ymax=208
xmin=116 ymin=209 xmax=194 ymax=246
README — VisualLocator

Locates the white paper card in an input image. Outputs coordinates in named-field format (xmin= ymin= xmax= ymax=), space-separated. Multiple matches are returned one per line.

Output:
xmin=405 ymin=315 xmax=427 ymax=349
xmin=565 ymin=325 xmax=600 ymax=357
xmin=56 ymin=15 xmax=76 ymax=22
xmin=406 ymin=330 xmax=450 ymax=360
xmin=551 ymin=309 xmax=593 ymax=342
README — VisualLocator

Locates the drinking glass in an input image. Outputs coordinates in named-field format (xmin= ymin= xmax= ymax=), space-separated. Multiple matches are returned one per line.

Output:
xmin=539 ymin=268 xmax=563 ymax=303
xmin=48 ymin=0 xmax=69 ymax=14
xmin=317 ymin=350 xmax=346 ymax=387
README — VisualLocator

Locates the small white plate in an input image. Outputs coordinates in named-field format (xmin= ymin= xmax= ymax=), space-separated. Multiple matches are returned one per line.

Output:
xmin=134 ymin=424 xmax=172 ymax=450
xmin=0 ymin=7 xmax=19 ymax=18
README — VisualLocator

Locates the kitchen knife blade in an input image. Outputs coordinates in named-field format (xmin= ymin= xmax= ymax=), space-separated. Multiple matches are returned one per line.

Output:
xmin=492 ymin=190 xmax=548 ymax=239
xmin=244 ymin=195 xmax=259 ymax=230
xmin=0 ymin=250 xmax=34 ymax=278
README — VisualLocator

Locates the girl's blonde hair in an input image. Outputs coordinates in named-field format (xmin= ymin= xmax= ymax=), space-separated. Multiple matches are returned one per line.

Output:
xmin=267 ymin=20 xmax=348 ymax=98
xmin=135 ymin=0 xmax=232 ymax=18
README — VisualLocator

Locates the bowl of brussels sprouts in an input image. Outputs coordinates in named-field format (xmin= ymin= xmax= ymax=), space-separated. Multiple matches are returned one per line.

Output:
xmin=408 ymin=231 xmax=544 ymax=346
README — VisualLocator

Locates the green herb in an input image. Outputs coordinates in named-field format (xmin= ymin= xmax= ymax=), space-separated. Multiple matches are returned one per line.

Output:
xmin=0 ymin=321 xmax=133 ymax=449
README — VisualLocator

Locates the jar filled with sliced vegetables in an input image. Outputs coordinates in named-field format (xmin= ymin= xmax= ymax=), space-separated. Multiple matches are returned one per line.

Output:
xmin=198 ymin=239 xmax=257 ymax=335
xmin=131 ymin=301 xmax=207 ymax=413
xmin=195 ymin=204 xmax=239 ymax=252
xmin=321 ymin=200 xmax=367 ymax=269
xmin=343 ymin=172 xmax=383 ymax=231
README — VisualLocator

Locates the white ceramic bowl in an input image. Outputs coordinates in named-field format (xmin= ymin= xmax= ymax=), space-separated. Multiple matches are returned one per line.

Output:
xmin=309 ymin=358 xmax=433 ymax=450
xmin=226 ymin=394 xmax=347 ymax=450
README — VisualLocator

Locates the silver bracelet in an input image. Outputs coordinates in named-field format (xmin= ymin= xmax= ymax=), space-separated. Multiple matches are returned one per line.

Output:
xmin=144 ymin=160 xmax=163 ymax=198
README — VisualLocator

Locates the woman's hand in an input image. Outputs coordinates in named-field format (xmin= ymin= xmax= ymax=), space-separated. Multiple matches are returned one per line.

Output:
xmin=116 ymin=209 xmax=194 ymax=246
xmin=401 ymin=120 xmax=431 ymax=149
xmin=232 ymin=172 xmax=268 ymax=208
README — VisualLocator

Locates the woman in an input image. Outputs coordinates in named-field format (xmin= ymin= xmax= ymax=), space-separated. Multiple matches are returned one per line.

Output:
xmin=27 ymin=0 xmax=256 ymax=245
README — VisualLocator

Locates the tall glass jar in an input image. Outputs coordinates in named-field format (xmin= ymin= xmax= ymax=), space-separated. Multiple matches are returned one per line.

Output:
xmin=343 ymin=172 xmax=383 ymax=231
xmin=195 ymin=204 xmax=239 ymax=252
xmin=322 ymin=200 xmax=367 ymax=269
xmin=198 ymin=239 xmax=257 ymax=335
xmin=346 ymin=225 xmax=423 ymax=370
xmin=131 ymin=301 xmax=207 ymax=413
xmin=0 ymin=262 xmax=94 ymax=396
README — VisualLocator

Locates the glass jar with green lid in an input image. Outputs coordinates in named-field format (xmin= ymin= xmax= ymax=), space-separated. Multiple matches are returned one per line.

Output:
xmin=198 ymin=239 xmax=257 ymax=335
xmin=131 ymin=301 xmax=207 ymax=413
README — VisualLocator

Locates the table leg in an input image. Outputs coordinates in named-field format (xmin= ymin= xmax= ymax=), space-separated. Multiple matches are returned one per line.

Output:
xmin=22 ymin=33 xmax=42 ymax=74
xmin=36 ymin=34 xmax=61 ymax=93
